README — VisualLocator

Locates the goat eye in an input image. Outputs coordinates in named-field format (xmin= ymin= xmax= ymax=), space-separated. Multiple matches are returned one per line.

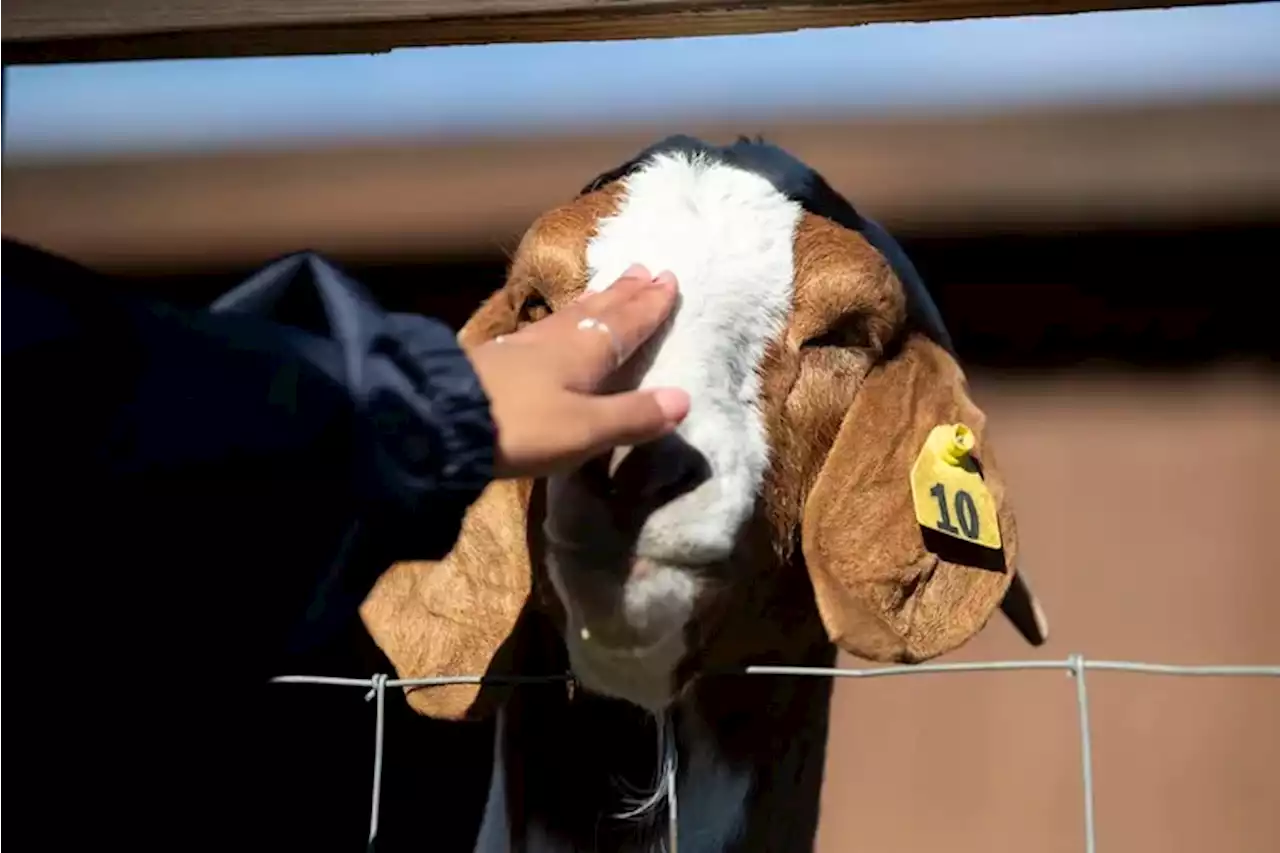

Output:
xmin=518 ymin=293 xmax=552 ymax=327
xmin=803 ymin=329 xmax=848 ymax=349
xmin=802 ymin=315 xmax=871 ymax=350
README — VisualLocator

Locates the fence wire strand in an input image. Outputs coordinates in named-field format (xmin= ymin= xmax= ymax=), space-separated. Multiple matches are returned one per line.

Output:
xmin=1070 ymin=656 xmax=1097 ymax=853
xmin=271 ymin=654 xmax=1280 ymax=852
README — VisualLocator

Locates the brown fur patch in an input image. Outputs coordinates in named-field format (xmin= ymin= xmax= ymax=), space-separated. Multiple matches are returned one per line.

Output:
xmin=359 ymin=185 xmax=623 ymax=720
xmin=360 ymin=478 xmax=533 ymax=719
xmin=761 ymin=213 xmax=905 ymax=559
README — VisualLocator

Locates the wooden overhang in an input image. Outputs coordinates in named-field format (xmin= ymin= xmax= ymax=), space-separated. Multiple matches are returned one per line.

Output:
xmin=3 ymin=1 xmax=1260 ymax=65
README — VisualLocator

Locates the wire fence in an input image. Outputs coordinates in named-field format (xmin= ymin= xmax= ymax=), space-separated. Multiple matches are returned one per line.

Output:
xmin=271 ymin=654 xmax=1280 ymax=853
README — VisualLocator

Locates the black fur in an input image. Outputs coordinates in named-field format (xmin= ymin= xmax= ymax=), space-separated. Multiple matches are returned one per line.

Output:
xmin=581 ymin=134 xmax=954 ymax=353
xmin=580 ymin=135 xmax=866 ymax=236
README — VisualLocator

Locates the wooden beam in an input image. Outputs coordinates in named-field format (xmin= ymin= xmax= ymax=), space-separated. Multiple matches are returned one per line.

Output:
xmin=2 ymin=0 xmax=1255 ymax=65
xmin=6 ymin=98 xmax=1278 ymax=274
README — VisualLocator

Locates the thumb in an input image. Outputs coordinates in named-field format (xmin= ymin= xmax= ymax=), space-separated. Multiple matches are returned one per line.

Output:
xmin=577 ymin=387 xmax=691 ymax=454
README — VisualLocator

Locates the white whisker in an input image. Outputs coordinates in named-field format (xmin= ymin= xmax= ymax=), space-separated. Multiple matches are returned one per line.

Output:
xmin=606 ymin=710 xmax=679 ymax=853
xmin=611 ymin=712 xmax=676 ymax=822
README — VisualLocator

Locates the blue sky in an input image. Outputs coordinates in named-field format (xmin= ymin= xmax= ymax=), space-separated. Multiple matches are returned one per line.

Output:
xmin=4 ymin=2 xmax=1279 ymax=159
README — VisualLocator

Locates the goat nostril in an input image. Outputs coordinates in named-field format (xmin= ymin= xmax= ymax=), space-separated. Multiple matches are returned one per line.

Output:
xmin=609 ymin=435 xmax=710 ymax=508
xmin=578 ymin=453 xmax=616 ymax=499
xmin=648 ymin=452 xmax=706 ymax=506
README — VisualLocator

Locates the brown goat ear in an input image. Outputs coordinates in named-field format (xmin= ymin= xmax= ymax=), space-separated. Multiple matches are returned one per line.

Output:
xmin=801 ymin=333 xmax=1021 ymax=663
xmin=358 ymin=288 xmax=533 ymax=721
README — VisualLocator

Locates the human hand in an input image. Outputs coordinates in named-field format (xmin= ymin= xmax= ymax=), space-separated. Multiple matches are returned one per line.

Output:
xmin=467 ymin=265 xmax=690 ymax=480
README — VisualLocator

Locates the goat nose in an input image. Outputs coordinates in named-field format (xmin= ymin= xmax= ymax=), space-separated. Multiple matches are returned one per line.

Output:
xmin=607 ymin=433 xmax=711 ymax=508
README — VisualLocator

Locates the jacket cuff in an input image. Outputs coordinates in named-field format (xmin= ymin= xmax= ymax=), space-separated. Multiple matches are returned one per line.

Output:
xmin=412 ymin=337 xmax=497 ymax=497
xmin=358 ymin=313 xmax=497 ymax=561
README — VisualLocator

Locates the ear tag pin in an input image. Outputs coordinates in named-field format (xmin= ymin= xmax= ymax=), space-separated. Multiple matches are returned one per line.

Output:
xmin=910 ymin=423 xmax=1002 ymax=550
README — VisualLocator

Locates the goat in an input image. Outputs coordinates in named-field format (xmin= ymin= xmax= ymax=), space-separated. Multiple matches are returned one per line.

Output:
xmin=360 ymin=135 xmax=1050 ymax=852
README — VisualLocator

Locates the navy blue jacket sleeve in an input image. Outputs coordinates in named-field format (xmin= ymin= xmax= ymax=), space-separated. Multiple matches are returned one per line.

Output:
xmin=3 ymin=240 xmax=496 ymax=679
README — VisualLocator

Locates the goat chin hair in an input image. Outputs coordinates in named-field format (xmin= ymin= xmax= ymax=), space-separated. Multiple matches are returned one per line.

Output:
xmin=610 ymin=709 xmax=678 ymax=825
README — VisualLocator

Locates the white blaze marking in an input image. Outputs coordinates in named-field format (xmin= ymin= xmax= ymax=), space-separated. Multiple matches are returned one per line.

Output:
xmin=585 ymin=150 xmax=800 ymax=562
xmin=547 ymin=150 xmax=801 ymax=706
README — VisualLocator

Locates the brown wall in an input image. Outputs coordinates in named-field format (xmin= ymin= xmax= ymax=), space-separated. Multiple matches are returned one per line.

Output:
xmin=818 ymin=371 xmax=1280 ymax=853
xmin=8 ymin=98 xmax=1279 ymax=273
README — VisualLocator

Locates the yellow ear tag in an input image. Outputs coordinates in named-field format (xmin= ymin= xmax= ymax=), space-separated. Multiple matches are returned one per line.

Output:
xmin=910 ymin=423 xmax=1002 ymax=550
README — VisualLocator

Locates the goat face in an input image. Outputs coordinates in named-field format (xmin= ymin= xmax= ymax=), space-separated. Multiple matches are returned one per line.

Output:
xmin=361 ymin=135 xmax=1044 ymax=721
xmin=538 ymin=146 xmax=806 ymax=710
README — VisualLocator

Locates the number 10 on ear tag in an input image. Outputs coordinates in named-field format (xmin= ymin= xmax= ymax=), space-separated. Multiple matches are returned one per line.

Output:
xmin=910 ymin=423 xmax=1002 ymax=550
